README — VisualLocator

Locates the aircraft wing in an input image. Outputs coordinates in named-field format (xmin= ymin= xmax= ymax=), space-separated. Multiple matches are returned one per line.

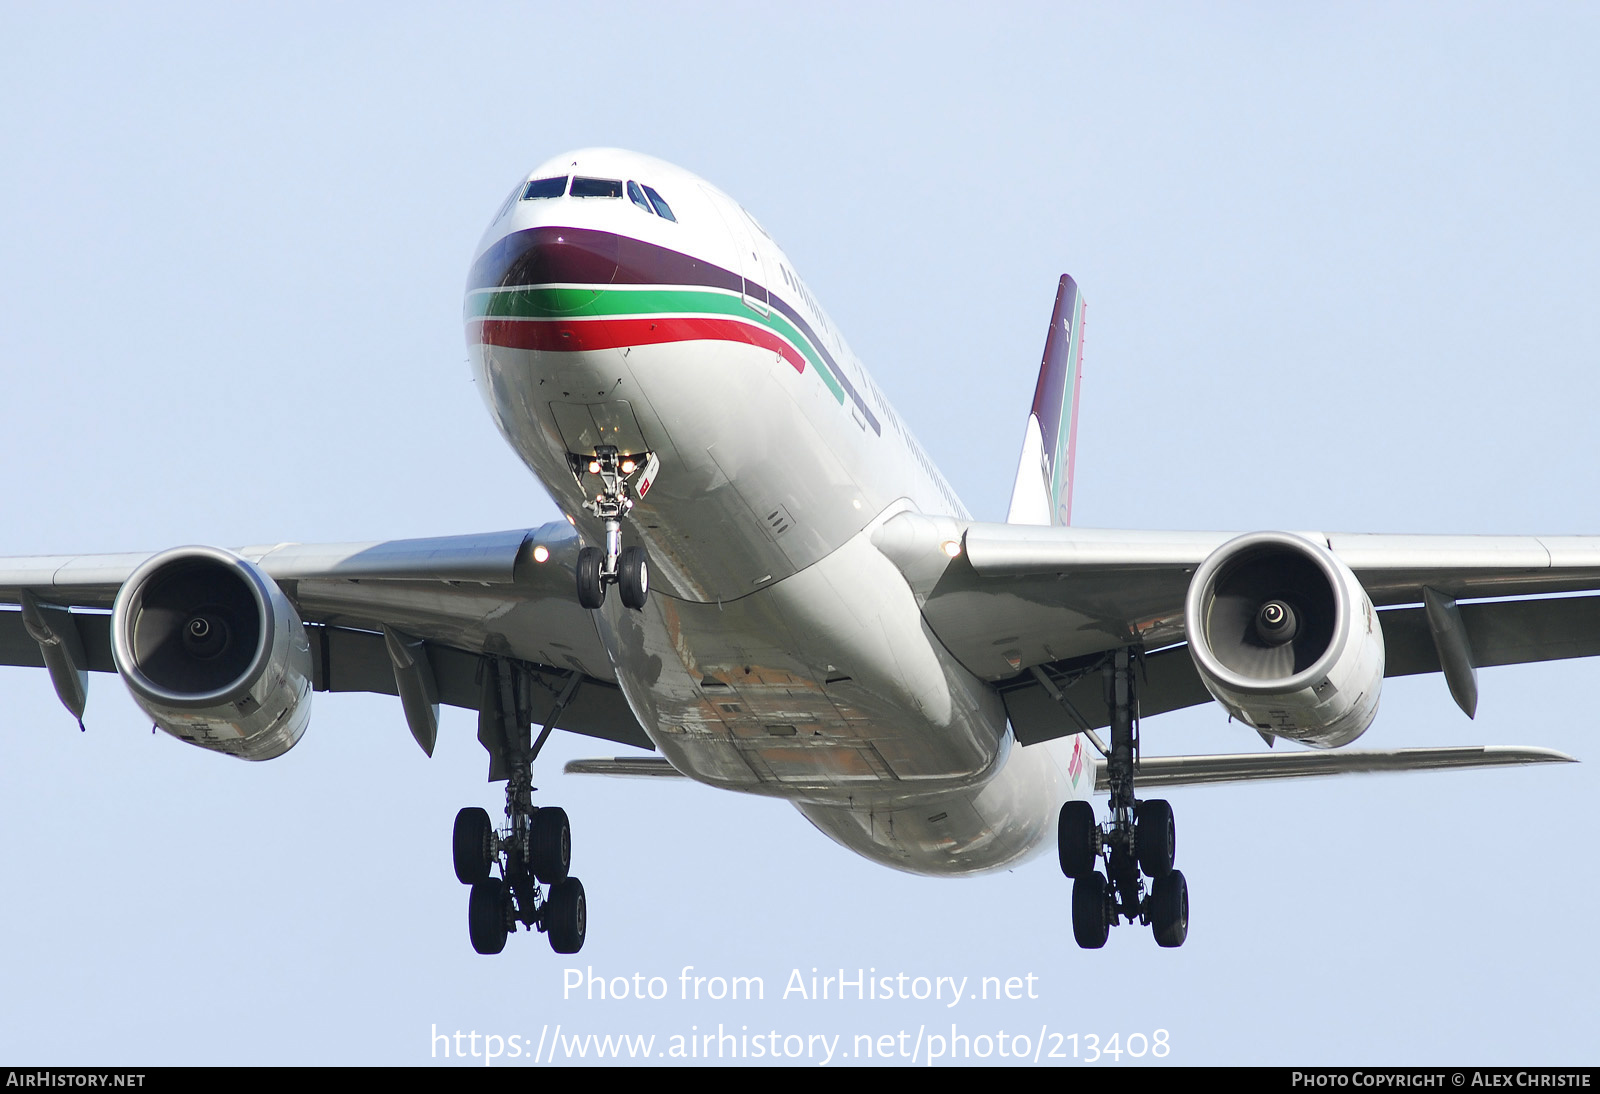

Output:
xmin=0 ymin=522 xmax=652 ymax=756
xmin=873 ymin=513 xmax=1600 ymax=743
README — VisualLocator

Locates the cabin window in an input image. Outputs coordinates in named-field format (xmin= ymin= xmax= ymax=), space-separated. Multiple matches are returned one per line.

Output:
xmin=626 ymin=180 xmax=654 ymax=214
xmin=521 ymin=176 xmax=568 ymax=200
xmin=570 ymin=177 xmax=623 ymax=198
xmin=642 ymin=184 xmax=677 ymax=222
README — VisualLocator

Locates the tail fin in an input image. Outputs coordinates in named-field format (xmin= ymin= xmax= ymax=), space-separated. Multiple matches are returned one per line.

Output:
xmin=1006 ymin=275 xmax=1086 ymax=526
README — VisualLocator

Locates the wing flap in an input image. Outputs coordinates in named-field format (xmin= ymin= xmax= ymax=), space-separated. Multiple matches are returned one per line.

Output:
xmin=999 ymin=645 xmax=1213 ymax=745
xmin=0 ymin=609 xmax=115 ymax=673
xmin=307 ymin=625 xmax=632 ymax=737
xmin=1383 ymin=595 xmax=1600 ymax=674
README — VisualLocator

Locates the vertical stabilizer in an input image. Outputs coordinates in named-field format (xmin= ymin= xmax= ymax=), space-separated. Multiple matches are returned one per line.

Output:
xmin=1006 ymin=275 xmax=1086 ymax=526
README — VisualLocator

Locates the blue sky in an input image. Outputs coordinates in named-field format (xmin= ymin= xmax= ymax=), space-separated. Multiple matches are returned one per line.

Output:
xmin=0 ymin=2 xmax=1596 ymax=1066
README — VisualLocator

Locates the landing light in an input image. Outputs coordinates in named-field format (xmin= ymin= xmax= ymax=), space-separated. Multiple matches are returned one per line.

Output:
xmin=588 ymin=460 xmax=601 ymax=474
xmin=621 ymin=459 xmax=636 ymax=474
xmin=941 ymin=540 xmax=962 ymax=559
xmin=532 ymin=545 xmax=550 ymax=563
xmin=566 ymin=514 xmax=576 ymax=526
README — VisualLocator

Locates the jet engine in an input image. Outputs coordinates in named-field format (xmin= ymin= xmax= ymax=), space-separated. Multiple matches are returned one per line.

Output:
xmin=111 ymin=546 xmax=312 ymax=761
xmin=1184 ymin=532 xmax=1384 ymax=748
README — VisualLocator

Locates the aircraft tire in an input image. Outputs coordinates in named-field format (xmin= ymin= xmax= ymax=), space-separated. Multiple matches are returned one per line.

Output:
xmin=1057 ymin=800 xmax=1096 ymax=878
xmin=546 ymin=877 xmax=587 ymax=955
xmin=1071 ymin=871 xmax=1110 ymax=949
xmin=618 ymin=546 xmax=649 ymax=610
xmin=530 ymin=806 xmax=572 ymax=885
xmin=1151 ymin=869 xmax=1189 ymax=948
xmin=452 ymin=807 xmax=493 ymax=885
xmin=577 ymin=547 xmax=605 ymax=609
xmin=1136 ymin=799 xmax=1176 ymax=878
xmin=468 ymin=877 xmax=509 ymax=955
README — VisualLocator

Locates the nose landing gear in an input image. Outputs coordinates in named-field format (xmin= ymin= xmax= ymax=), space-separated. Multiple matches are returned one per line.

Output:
xmin=1058 ymin=648 xmax=1190 ymax=949
xmin=572 ymin=446 xmax=657 ymax=611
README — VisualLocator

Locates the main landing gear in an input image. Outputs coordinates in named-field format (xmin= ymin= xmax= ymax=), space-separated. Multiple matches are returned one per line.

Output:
xmin=452 ymin=662 xmax=587 ymax=955
xmin=573 ymin=445 xmax=657 ymax=612
xmin=1057 ymin=648 xmax=1189 ymax=949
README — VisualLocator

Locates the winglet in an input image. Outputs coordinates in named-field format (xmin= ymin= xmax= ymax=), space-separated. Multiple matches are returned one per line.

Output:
xmin=1006 ymin=275 xmax=1086 ymax=526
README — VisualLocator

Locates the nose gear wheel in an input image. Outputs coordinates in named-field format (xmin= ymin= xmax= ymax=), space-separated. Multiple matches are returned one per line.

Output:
xmin=571 ymin=446 xmax=657 ymax=612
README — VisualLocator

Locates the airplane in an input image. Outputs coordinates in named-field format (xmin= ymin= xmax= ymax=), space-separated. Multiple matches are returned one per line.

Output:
xmin=0 ymin=147 xmax=1590 ymax=956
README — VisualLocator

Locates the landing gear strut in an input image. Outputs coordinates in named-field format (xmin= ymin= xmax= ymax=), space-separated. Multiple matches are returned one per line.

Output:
xmin=573 ymin=445 xmax=657 ymax=611
xmin=452 ymin=661 xmax=588 ymax=955
xmin=1060 ymin=648 xmax=1189 ymax=948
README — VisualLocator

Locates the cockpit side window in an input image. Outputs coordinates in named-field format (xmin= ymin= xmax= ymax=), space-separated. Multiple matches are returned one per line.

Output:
xmin=570 ymin=177 xmax=623 ymax=199
xmin=641 ymin=184 xmax=677 ymax=223
xmin=491 ymin=180 xmax=523 ymax=223
xmin=626 ymin=180 xmax=654 ymax=214
xmin=522 ymin=176 xmax=568 ymax=200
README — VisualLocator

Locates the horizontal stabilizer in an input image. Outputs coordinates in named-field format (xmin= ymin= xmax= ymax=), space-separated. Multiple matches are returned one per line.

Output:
xmin=1095 ymin=745 xmax=1575 ymax=791
xmin=565 ymin=756 xmax=684 ymax=777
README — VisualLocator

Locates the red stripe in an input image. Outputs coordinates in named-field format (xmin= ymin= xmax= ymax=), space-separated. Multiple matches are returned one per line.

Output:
xmin=470 ymin=316 xmax=807 ymax=375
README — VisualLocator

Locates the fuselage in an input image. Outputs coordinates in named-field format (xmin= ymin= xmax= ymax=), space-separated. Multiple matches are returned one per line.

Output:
xmin=465 ymin=149 xmax=1084 ymax=875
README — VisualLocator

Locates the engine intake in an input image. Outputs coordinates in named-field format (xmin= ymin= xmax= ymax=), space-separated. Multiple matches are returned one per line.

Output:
xmin=111 ymin=547 xmax=312 ymax=761
xmin=1184 ymin=532 xmax=1384 ymax=748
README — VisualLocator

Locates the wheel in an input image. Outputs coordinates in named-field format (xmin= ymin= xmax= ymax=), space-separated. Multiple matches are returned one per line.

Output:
xmin=1136 ymin=798 xmax=1175 ymax=878
xmin=576 ymin=546 xmax=605 ymax=609
xmin=452 ymin=807 xmax=493 ymax=885
xmin=618 ymin=545 xmax=649 ymax=610
xmin=530 ymin=806 xmax=571 ymax=885
xmin=1070 ymin=870 xmax=1110 ymax=949
xmin=546 ymin=876 xmax=587 ymax=954
xmin=1150 ymin=868 xmax=1189 ymax=948
xmin=468 ymin=877 xmax=509 ymax=955
xmin=1057 ymin=800 xmax=1097 ymax=879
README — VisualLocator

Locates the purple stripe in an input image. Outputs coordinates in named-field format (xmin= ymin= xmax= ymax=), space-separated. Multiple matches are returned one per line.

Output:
xmin=470 ymin=226 xmax=879 ymax=435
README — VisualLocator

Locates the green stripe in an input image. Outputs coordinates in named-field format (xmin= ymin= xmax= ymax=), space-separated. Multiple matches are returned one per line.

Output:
xmin=468 ymin=286 xmax=845 ymax=402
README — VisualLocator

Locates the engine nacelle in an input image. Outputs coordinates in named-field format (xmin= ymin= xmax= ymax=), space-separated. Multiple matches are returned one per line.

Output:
xmin=1184 ymin=532 xmax=1384 ymax=748
xmin=111 ymin=546 xmax=312 ymax=761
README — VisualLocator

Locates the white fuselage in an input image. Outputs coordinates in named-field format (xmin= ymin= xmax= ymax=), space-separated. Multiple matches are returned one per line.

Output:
xmin=465 ymin=150 xmax=1085 ymax=875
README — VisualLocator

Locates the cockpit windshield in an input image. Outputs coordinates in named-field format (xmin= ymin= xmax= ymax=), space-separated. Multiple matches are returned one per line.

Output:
xmin=521 ymin=177 xmax=568 ymax=200
xmin=570 ymin=177 xmax=624 ymax=198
